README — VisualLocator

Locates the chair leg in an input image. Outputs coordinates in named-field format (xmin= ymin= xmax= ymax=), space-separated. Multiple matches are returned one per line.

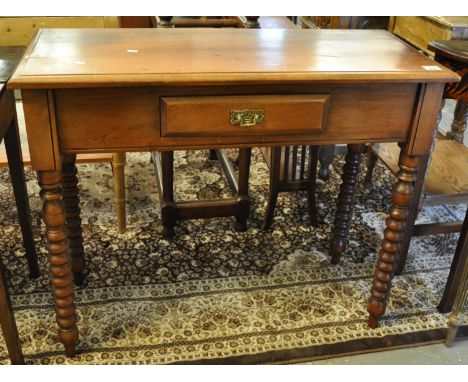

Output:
xmin=160 ymin=151 xmax=177 ymax=238
xmin=438 ymin=207 xmax=468 ymax=313
xmin=307 ymin=146 xmax=320 ymax=227
xmin=0 ymin=262 xmax=24 ymax=364
xmin=318 ymin=144 xmax=335 ymax=180
xmin=208 ymin=149 xmax=218 ymax=160
xmin=263 ymin=147 xmax=282 ymax=230
xmin=4 ymin=117 xmax=39 ymax=279
xmin=112 ymin=152 xmax=126 ymax=234
xmin=234 ymin=148 xmax=252 ymax=232
xmin=363 ymin=148 xmax=378 ymax=189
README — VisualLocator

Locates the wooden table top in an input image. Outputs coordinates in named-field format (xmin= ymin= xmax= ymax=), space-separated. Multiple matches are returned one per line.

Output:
xmin=8 ymin=28 xmax=459 ymax=89
xmin=0 ymin=46 xmax=24 ymax=85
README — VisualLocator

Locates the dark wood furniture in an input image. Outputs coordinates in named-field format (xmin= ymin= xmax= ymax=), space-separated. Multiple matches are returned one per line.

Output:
xmin=9 ymin=28 xmax=458 ymax=356
xmin=258 ymin=17 xmax=320 ymax=230
xmin=261 ymin=146 xmax=319 ymax=229
xmin=0 ymin=47 xmax=38 ymax=278
xmin=389 ymin=17 xmax=468 ymax=144
xmin=151 ymin=16 xmax=256 ymax=238
xmin=0 ymin=46 xmax=41 ymax=365
xmin=364 ymin=40 xmax=467 ymax=313
xmin=445 ymin=207 xmax=468 ymax=346
xmin=0 ymin=17 xmax=128 ymax=234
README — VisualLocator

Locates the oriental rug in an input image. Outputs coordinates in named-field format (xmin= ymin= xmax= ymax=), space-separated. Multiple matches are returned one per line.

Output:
xmin=0 ymin=149 xmax=465 ymax=364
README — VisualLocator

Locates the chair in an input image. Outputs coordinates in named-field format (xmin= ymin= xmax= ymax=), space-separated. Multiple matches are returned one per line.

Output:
xmin=261 ymin=146 xmax=319 ymax=229
xmin=364 ymin=40 xmax=468 ymax=312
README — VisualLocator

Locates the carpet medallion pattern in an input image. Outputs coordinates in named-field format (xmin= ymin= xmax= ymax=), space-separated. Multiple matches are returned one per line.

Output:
xmin=0 ymin=149 xmax=464 ymax=364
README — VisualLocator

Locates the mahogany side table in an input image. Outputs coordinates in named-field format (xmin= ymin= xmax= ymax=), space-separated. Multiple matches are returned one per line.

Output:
xmin=8 ymin=28 xmax=459 ymax=356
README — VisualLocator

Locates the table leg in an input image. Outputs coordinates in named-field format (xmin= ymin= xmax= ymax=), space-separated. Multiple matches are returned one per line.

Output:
xmin=112 ymin=152 xmax=126 ymax=234
xmin=235 ymin=148 xmax=252 ymax=231
xmin=438 ymin=207 xmax=468 ymax=313
xmin=394 ymin=154 xmax=429 ymax=275
xmin=4 ymin=117 xmax=39 ymax=279
xmin=330 ymin=143 xmax=366 ymax=264
xmin=446 ymin=99 xmax=467 ymax=144
xmin=62 ymin=154 xmax=85 ymax=286
xmin=160 ymin=151 xmax=177 ymax=238
xmin=367 ymin=150 xmax=419 ymax=328
xmin=38 ymin=170 xmax=79 ymax=357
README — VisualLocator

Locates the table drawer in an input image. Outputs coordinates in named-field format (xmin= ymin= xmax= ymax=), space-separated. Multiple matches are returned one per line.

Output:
xmin=161 ymin=95 xmax=329 ymax=137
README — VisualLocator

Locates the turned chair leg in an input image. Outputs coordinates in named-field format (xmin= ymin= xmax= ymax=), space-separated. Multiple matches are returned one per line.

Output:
xmin=262 ymin=147 xmax=281 ymax=230
xmin=4 ymin=116 xmax=39 ymax=279
xmin=112 ymin=152 xmax=126 ymax=234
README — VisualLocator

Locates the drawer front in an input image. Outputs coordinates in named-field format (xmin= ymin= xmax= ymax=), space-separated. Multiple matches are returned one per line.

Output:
xmin=161 ymin=95 xmax=329 ymax=137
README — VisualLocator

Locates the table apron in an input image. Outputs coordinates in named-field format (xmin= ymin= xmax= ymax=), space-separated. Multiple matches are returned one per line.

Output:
xmin=22 ymin=83 xmax=426 ymax=169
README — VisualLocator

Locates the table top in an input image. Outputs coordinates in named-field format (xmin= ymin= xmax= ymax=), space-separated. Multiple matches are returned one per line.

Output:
xmin=0 ymin=46 xmax=25 ymax=84
xmin=8 ymin=28 xmax=459 ymax=89
xmin=429 ymin=40 xmax=468 ymax=65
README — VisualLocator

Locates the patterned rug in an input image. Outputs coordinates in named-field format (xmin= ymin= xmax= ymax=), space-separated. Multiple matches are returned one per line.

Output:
xmin=0 ymin=148 xmax=465 ymax=364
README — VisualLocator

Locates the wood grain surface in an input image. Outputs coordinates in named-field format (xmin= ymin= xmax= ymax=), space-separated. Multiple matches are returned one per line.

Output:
xmin=8 ymin=28 xmax=459 ymax=89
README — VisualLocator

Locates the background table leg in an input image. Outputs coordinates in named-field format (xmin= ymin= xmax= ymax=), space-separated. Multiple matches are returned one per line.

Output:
xmin=4 ymin=117 xmax=39 ymax=278
xmin=38 ymin=170 xmax=79 ymax=357
xmin=367 ymin=150 xmax=419 ymax=328
xmin=330 ymin=143 xmax=366 ymax=264
xmin=62 ymin=154 xmax=85 ymax=286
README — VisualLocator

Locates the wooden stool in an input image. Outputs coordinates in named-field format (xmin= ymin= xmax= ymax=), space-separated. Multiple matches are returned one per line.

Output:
xmin=152 ymin=149 xmax=251 ymax=238
xmin=151 ymin=16 xmax=258 ymax=237
xmin=364 ymin=40 xmax=468 ymax=312
xmin=261 ymin=146 xmax=319 ymax=229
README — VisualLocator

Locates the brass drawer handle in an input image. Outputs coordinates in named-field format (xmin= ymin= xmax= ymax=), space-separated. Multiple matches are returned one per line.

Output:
xmin=230 ymin=109 xmax=265 ymax=127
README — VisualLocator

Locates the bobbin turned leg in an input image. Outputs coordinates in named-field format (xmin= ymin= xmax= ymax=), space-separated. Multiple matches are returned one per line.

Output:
xmin=330 ymin=143 xmax=366 ymax=264
xmin=235 ymin=148 xmax=252 ymax=232
xmin=160 ymin=151 xmax=177 ymax=238
xmin=38 ymin=170 xmax=79 ymax=357
xmin=367 ymin=150 xmax=419 ymax=328
xmin=62 ymin=154 xmax=85 ymax=286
